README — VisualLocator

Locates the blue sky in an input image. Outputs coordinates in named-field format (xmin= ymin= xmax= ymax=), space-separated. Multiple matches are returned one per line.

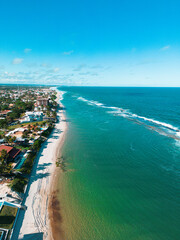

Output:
xmin=0 ymin=0 xmax=180 ymax=86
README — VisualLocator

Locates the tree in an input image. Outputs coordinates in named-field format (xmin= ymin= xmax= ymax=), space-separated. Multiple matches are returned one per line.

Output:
xmin=52 ymin=111 xmax=57 ymax=118
xmin=4 ymin=136 xmax=10 ymax=143
xmin=0 ymin=119 xmax=8 ymax=129
xmin=0 ymin=149 xmax=9 ymax=163
xmin=22 ymin=130 xmax=28 ymax=139
xmin=1 ymin=105 xmax=9 ymax=111
xmin=28 ymin=124 xmax=31 ymax=131
xmin=0 ymin=149 xmax=11 ymax=174
xmin=0 ymin=132 xmax=5 ymax=139
xmin=51 ymin=94 xmax=56 ymax=101
xmin=46 ymin=111 xmax=50 ymax=117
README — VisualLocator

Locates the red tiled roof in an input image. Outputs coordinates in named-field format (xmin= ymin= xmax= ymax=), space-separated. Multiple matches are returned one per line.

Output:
xmin=0 ymin=145 xmax=21 ymax=159
xmin=0 ymin=110 xmax=11 ymax=115
xmin=0 ymin=145 xmax=13 ymax=153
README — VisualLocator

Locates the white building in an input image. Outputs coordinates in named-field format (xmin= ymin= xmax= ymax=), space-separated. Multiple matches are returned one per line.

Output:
xmin=20 ymin=111 xmax=43 ymax=123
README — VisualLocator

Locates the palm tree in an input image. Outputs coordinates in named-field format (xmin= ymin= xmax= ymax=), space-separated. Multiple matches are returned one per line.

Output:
xmin=0 ymin=149 xmax=10 ymax=174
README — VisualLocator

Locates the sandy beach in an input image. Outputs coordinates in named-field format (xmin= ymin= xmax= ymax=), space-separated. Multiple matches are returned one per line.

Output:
xmin=12 ymin=90 xmax=67 ymax=240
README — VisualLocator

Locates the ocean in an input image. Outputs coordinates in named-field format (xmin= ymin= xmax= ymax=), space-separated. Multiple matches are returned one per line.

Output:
xmin=58 ymin=87 xmax=180 ymax=240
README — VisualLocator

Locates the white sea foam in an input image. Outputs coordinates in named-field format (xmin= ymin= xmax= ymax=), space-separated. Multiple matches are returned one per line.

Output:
xmin=78 ymin=97 xmax=91 ymax=103
xmin=175 ymin=131 xmax=180 ymax=139
xmin=77 ymin=95 xmax=180 ymax=140
xmin=51 ymin=87 xmax=66 ymax=101
xmin=135 ymin=115 xmax=179 ymax=131
xmin=174 ymin=138 xmax=180 ymax=148
xmin=78 ymin=97 xmax=104 ymax=107
xmin=59 ymin=91 xmax=66 ymax=101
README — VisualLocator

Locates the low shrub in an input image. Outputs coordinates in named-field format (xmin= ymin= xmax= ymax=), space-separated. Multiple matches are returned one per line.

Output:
xmin=10 ymin=177 xmax=28 ymax=193
xmin=41 ymin=126 xmax=54 ymax=137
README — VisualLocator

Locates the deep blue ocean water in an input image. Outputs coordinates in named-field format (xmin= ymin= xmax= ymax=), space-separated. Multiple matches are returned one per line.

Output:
xmin=58 ymin=87 xmax=180 ymax=240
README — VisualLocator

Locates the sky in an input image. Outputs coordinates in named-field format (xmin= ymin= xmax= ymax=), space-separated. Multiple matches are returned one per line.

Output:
xmin=0 ymin=0 xmax=180 ymax=86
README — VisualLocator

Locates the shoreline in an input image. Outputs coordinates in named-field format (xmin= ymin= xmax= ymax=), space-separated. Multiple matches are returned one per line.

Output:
xmin=13 ymin=88 xmax=67 ymax=239
xmin=48 ymin=90 xmax=67 ymax=240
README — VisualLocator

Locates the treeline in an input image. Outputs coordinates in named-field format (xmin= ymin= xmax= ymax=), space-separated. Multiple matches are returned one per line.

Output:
xmin=0 ymin=119 xmax=7 ymax=129
xmin=10 ymin=138 xmax=43 ymax=192
xmin=10 ymin=124 xmax=54 ymax=193
xmin=0 ymin=99 xmax=34 ymax=128
xmin=41 ymin=125 xmax=54 ymax=137
xmin=0 ymin=96 xmax=12 ymax=111
xmin=7 ymin=100 xmax=34 ymax=123
xmin=20 ymin=138 xmax=44 ymax=174
xmin=0 ymin=149 xmax=12 ymax=175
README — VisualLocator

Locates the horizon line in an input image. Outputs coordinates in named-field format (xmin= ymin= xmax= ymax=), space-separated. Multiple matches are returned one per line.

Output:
xmin=0 ymin=84 xmax=180 ymax=88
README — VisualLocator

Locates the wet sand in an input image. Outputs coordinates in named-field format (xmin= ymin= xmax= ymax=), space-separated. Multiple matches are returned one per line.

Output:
xmin=48 ymin=108 xmax=67 ymax=240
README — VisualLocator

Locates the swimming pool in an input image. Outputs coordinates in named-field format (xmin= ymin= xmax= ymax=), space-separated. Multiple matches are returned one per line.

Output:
xmin=14 ymin=155 xmax=27 ymax=169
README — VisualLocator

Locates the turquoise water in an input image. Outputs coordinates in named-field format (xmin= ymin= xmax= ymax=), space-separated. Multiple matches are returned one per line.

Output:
xmin=14 ymin=155 xmax=26 ymax=169
xmin=59 ymin=87 xmax=180 ymax=240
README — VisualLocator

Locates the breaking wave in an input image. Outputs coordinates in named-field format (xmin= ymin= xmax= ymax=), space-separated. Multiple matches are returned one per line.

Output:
xmin=77 ymin=96 xmax=180 ymax=140
xmin=77 ymin=97 xmax=104 ymax=106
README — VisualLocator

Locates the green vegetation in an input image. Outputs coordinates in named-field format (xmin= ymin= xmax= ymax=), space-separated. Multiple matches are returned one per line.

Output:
xmin=6 ymin=100 xmax=34 ymax=124
xmin=4 ymin=136 xmax=16 ymax=144
xmin=41 ymin=125 xmax=54 ymax=137
xmin=15 ymin=145 xmax=29 ymax=151
xmin=10 ymin=124 xmax=54 ymax=192
xmin=19 ymin=138 xmax=44 ymax=175
xmin=0 ymin=119 xmax=8 ymax=129
xmin=0 ymin=86 xmax=58 ymax=195
xmin=10 ymin=177 xmax=28 ymax=193
xmin=8 ymin=120 xmax=47 ymax=131
xmin=0 ymin=205 xmax=18 ymax=229
xmin=0 ymin=150 xmax=13 ymax=175
xmin=51 ymin=93 xmax=57 ymax=100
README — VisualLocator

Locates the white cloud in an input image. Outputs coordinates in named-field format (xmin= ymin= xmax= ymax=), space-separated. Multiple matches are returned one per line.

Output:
xmin=5 ymin=72 xmax=15 ymax=77
xmin=53 ymin=67 xmax=60 ymax=72
xmin=63 ymin=50 xmax=74 ymax=55
xmin=24 ymin=48 xmax=32 ymax=53
xmin=160 ymin=45 xmax=170 ymax=51
xmin=12 ymin=58 xmax=24 ymax=64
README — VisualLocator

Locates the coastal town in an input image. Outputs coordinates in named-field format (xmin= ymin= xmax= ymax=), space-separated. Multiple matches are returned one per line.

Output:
xmin=0 ymin=86 xmax=60 ymax=239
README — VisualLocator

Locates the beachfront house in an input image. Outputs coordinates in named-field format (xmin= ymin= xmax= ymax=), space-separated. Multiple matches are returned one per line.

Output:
xmin=0 ymin=110 xmax=12 ymax=118
xmin=0 ymin=145 xmax=21 ymax=162
xmin=6 ymin=128 xmax=25 ymax=139
xmin=5 ymin=128 xmax=27 ymax=144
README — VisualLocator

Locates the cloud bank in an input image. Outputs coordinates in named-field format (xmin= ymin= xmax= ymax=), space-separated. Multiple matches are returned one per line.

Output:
xmin=12 ymin=58 xmax=24 ymax=64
